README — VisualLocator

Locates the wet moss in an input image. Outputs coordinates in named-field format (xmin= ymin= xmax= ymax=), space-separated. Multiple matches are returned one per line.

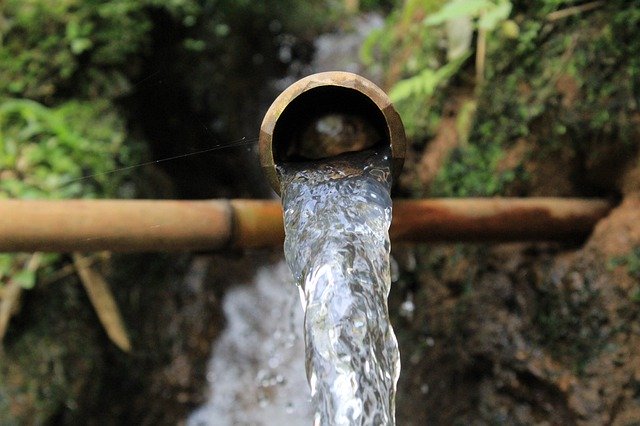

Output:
xmin=433 ymin=0 xmax=640 ymax=197
xmin=533 ymin=262 xmax=609 ymax=375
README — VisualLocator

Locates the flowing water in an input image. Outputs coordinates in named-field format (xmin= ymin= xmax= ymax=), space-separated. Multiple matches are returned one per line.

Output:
xmin=279 ymin=148 xmax=400 ymax=425
xmin=189 ymin=262 xmax=313 ymax=425
xmin=189 ymin=14 xmax=392 ymax=425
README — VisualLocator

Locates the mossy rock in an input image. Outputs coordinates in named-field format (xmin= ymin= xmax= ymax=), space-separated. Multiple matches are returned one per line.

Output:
xmin=432 ymin=0 xmax=640 ymax=197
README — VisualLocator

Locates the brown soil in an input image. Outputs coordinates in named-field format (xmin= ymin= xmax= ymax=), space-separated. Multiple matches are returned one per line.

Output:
xmin=391 ymin=194 xmax=640 ymax=425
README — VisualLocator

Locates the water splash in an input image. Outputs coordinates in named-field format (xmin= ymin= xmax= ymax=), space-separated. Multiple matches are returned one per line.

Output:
xmin=279 ymin=148 xmax=400 ymax=425
xmin=188 ymin=262 xmax=313 ymax=425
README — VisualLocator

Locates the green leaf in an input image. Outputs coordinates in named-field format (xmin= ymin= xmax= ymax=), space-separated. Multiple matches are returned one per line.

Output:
xmin=71 ymin=38 xmax=94 ymax=55
xmin=13 ymin=269 xmax=36 ymax=289
xmin=0 ymin=254 xmax=13 ymax=279
xmin=424 ymin=0 xmax=493 ymax=26
xmin=478 ymin=1 xmax=512 ymax=30
xmin=183 ymin=38 xmax=206 ymax=52
xmin=390 ymin=54 xmax=470 ymax=103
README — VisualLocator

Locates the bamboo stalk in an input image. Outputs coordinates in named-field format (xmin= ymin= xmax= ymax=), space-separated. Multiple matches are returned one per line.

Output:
xmin=391 ymin=198 xmax=612 ymax=242
xmin=0 ymin=199 xmax=234 ymax=252
xmin=0 ymin=198 xmax=612 ymax=252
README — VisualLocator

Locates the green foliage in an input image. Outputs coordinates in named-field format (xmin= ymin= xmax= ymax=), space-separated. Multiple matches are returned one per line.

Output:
xmin=0 ymin=0 xmax=164 ymax=295
xmin=390 ymin=55 xmax=468 ymax=103
xmin=363 ymin=0 xmax=515 ymax=166
xmin=0 ymin=0 xmax=200 ymax=101
xmin=0 ymin=253 xmax=53 ymax=290
xmin=515 ymin=1 xmax=637 ymax=141
xmin=12 ymin=269 xmax=36 ymax=289
xmin=361 ymin=0 xmax=447 ymax=76
xmin=390 ymin=55 xmax=469 ymax=139
xmin=440 ymin=0 xmax=640 ymax=197
xmin=424 ymin=0 xmax=494 ymax=25
xmin=432 ymin=142 xmax=516 ymax=196
xmin=364 ymin=0 xmax=519 ymax=195
xmin=424 ymin=0 xmax=512 ymax=31
xmin=0 ymin=97 xmax=141 ymax=291
xmin=361 ymin=0 xmax=453 ymax=139
xmin=0 ymin=254 xmax=13 ymax=282
xmin=0 ymin=98 xmax=137 ymax=199
xmin=370 ymin=0 xmax=640 ymax=199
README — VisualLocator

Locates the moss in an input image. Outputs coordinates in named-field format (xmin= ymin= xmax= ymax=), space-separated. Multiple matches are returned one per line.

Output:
xmin=0 ymin=280 xmax=103 ymax=423
xmin=609 ymin=246 xmax=640 ymax=304
xmin=0 ymin=0 xmax=202 ymax=102
xmin=366 ymin=1 xmax=639 ymax=197
xmin=608 ymin=246 xmax=640 ymax=280
xmin=426 ymin=0 xmax=640 ymax=197
xmin=534 ymin=265 xmax=608 ymax=374
xmin=432 ymin=142 xmax=517 ymax=196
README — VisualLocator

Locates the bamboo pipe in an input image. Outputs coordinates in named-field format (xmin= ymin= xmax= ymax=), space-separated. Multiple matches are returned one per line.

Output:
xmin=0 ymin=198 xmax=611 ymax=252
xmin=390 ymin=198 xmax=612 ymax=242
xmin=258 ymin=71 xmax=406 ymax=195
xmin=0 ymin=199 xmax=282 ymax=252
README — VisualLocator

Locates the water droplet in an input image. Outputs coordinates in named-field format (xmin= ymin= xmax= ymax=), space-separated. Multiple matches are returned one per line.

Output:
xmin=268 ymin=356 xmax=280 ymax=369
xmin=400 ymin=294 xmax=415 ymax=319
xmin=258 ymin=398 xmax=269 ymax=408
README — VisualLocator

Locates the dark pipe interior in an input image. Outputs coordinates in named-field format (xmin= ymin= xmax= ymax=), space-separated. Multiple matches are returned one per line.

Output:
xmin=272 ymin=86 xmax=389 ymax=163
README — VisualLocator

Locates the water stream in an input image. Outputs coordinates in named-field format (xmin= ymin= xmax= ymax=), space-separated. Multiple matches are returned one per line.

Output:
xmin=189 ymin=14 xmax=392 ymax=426
xmin=279 ymin=148 xmax=400 ymax=425
xmin=189 ymin=262 xmax=313 ymax=425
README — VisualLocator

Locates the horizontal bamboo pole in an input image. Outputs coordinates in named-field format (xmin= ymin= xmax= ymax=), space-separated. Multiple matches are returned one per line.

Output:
xmin=0 ymin=200 xmax=233 ymax=252
xmin=391 ymin=198 xmax=612 ymax=242
xmin=0 ymin=198 xmax=612 ymax=252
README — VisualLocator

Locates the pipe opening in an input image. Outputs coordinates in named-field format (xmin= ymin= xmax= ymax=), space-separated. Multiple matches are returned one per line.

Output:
xmin=259 ymin=72 xmax=406 ymax=195
xmin=272 ymin=86 xmax=389 ymax=163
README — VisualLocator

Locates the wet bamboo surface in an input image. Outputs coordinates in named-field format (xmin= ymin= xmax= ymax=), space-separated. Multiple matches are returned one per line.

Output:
xmin=0 ymin=198 xmax=612 ymax=252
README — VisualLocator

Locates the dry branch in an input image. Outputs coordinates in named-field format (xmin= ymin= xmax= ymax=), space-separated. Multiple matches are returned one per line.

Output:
xmin=72 ymin=253 xmax=131 ymax=352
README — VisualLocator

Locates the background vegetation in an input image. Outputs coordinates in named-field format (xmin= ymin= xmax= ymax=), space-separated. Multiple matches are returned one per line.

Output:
xmin=370 ymin=1 xmax=640 ymax=424
xmin=2 ymin=0 xmax=639 ymax=424
xmin=0 ymin=0 xmax=346 ymax=422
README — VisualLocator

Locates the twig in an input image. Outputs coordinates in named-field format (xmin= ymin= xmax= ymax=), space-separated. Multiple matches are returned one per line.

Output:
xmin=0 ymin=280 xmax=22 ymax=342
xmin=73 ymin=253 xmax=131 ymax=352
xmin=547 ymin=1 xmax=605 ymax=21
xmin=39 ymin=253 xmax=104 ymax=286
xmin=0 ymin=253 xmax=41 ymax=343
xmin=476 ymin=14 xmax=487 ymax=86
